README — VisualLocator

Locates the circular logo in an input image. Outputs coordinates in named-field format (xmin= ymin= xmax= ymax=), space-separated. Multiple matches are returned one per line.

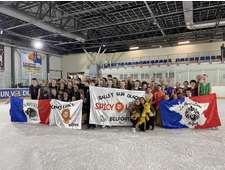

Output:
xmin=184 ymin=106 xmax=200 ymax=126
xmin=28 ymin=52 xmax=35 ymax=61
xmin=61 ymin=109 xmax=71 ymax=124
xmin=115 ymin=102 xmax=125 ymax=112
xmin=25 ymin=108 xmax=37 ymax=119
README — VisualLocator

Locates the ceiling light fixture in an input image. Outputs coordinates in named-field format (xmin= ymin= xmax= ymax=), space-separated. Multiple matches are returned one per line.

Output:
xmin=32 ymin=40 xmax=43 ymax=49
xmin=178 ymin=41 xmax=190 ymax=45
xmin=129 ymin=46 xmax=139 ymax=50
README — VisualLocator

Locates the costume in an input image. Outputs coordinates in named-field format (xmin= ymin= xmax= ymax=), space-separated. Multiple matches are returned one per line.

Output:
xmin=153 ymin=90 xmax=165 ymax=126
xmin=135 ymin=106 xmax=149 ymax=131
xmin=135 ymin=96 xmax=155 ymax=131
xmin=199 ymin=82 xmax=211 ymax=96
xmin=130 ymin=103 xmax=141 ymax=128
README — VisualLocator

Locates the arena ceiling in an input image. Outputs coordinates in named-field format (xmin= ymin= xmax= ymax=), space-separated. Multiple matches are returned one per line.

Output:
xmin=0 ymin=1 xmax=225 ymax=55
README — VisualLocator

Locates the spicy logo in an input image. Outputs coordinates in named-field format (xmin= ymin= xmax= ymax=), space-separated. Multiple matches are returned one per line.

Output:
xmin=115 ymin=102 xmax=125 ymax=112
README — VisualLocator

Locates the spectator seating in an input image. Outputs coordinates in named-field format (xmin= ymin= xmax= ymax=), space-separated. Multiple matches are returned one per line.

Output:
xmin=101 ymin=55 xmax=222 ymax=68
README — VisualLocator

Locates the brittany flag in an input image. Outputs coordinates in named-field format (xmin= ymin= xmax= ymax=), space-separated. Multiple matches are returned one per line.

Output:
xmin=160 ymin=94 xmax=221 ymax=129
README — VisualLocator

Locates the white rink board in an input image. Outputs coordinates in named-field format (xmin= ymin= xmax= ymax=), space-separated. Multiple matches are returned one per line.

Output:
xmin=0 ymin=100 xmax=224 ymax=170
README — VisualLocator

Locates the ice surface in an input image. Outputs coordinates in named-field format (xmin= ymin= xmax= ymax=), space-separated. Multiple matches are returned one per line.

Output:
xmin=0 ymin=100 xmax=225 ymax=170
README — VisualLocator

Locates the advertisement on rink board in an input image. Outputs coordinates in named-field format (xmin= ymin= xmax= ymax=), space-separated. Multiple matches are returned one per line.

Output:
xmin=89 ymin=86 xmax=145 ymax=126
xmin=0 ymin=88 xmax=29 ymax=99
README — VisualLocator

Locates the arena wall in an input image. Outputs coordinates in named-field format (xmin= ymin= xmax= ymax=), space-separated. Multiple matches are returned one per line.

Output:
xmin=0 ymin=43 xmax=63 ymax=88
xmin=62 ymin=41 xmax=225 ymax=98
xmin=48 ymin=55 xmax=63 ymax=80
xmin=102 ymin=63 xmax=225 ymax=84
xmin=0 ymin=46 xmax=11 ymax=88
xmin=212 ymin=86 xmax=225 ymax=99
xmin=62 ymin=41 xmax=224 ymax=74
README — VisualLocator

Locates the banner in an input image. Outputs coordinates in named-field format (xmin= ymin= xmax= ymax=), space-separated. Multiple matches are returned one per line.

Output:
xmin=50 ymin=100 xmax=83 ymax=129
xmin=20 ymin=51 xmax=42 ymax=71
xmin=15 ymin=49 xmax=45 ymax=85
xmin=89 ymin=86 xmax=145 ymax=126
xmin=10 ymin=97 xmax=83 ymax=129
xmin=160 ymin=94 xmax=221 ymax=129
xmin=0 ymin=88 xmax=29 ymax=99
xmin=10 ymin=97 xmax=51 ymax=124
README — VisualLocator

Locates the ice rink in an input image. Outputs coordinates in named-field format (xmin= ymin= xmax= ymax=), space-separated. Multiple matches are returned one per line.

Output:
xmin=0 ymin=100 xmax=224 ymax=170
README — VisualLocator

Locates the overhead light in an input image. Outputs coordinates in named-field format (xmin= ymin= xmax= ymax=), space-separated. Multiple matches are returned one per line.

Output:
xmin=129 ymin=46 xmax=139 ymax=50
xmin=178 ymin=41 xmax=190 ymax=45
xmin=32 ymin=40 xmax=43 ymax=49
xmin=0 ymin=30 xmax=3 ymax=35
xmin=102 ymin=44 xmax=106 ymax=47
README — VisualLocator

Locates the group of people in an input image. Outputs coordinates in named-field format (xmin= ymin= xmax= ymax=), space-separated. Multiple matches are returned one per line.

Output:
xmin=129 ymin=73 xmax=211 ymax=132
xmin=29 ymin=73 xmax=211 ymax=130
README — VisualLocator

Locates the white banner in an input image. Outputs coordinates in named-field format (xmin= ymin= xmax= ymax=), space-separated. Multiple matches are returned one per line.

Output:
xmin=50 ymin=100 xmax=83 ymax=129
xmin=89 ymin=86 xmax=145 ymax=126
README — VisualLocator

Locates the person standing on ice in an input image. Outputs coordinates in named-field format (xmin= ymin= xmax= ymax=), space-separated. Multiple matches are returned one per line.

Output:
xmin=38 ymin=80 xmax=50 ymax=100
xmin=119 ymin=80 xmax=126 ymax=89
xmin=190 ymin=80 xmax=198 ymax=96
xmin=183 ymin=80 xmax=189 ymax=93
xmin=130 ymin=98 xmax=141 ymax=132
xmin=50 ymin=88 xmax=57 ymax=99
xmin=135 ymin=97 xmax=149 ymax=131
xmin=107 ymin=79 xmax=113 ymax=88
xmin=152 ymin=84 xmax=165 ymax=126
xmin=132 ymin=80 xmax=141 ymax=90
xmin=165 ymin=80 xmax=174 ymax=98
xmin=29 ymin=78 xmax=40 ymax=100
xmin=49 ymin=79 xmax=58 ymax=92
xmin=185 ymin=88 xmax=192 ymax=97
xmin=198 ymin=74 xmax=211 ymax=96
xmin=145 ymin=88 xmax=155 ymax=130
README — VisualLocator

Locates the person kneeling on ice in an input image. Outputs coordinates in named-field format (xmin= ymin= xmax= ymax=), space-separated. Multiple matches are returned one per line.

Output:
xmin=145 ymin=95 xmax=156 ymax=130
xmin=130 ymin=98 xmax=142 ymax=132
xmin=135 ymin=97 xmax=150 ymax=132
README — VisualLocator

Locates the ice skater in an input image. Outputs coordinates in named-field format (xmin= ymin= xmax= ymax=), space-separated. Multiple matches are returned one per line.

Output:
xmin=135 ymin=97 xmax=150 ymax=132
xmin=130 ymin=98 xmax=141 ymax=133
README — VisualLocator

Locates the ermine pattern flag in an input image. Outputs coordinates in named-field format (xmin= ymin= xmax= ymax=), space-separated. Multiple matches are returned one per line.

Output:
xmin=10 ymin=97 xmax=82 ymax=129
xmin=50 ymin=100 xmax=83 ymax=129
xmin=160 ymin=94 xmax=221 ymax=128
xmin=89 ymin=86 xmax=145 ymax=126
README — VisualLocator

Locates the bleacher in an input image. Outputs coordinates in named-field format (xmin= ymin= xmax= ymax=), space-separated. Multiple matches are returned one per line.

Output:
xmin=101 ymin=55 xmax=222 ymax=69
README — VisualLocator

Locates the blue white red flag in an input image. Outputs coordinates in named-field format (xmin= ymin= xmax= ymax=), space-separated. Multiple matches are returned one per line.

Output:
xmin=10 ymin=97 xmax=83 ymax=129
xmin=160 ymin=94 xmax=221 ymax=128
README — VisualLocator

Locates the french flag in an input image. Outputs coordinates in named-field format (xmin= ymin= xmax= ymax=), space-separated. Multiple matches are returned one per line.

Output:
xmin=10 ymin=97 xmax=51 ymax=124
xmin=160 ymin=94 xmax=221 ymax=129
